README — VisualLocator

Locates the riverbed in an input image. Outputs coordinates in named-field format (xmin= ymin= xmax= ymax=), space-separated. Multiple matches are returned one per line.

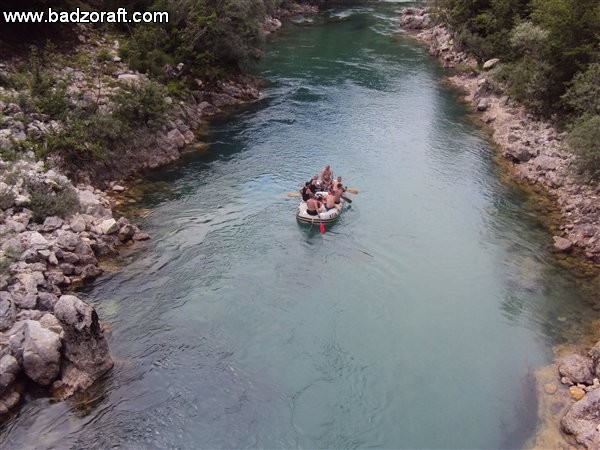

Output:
xmin=2 ymin=2 xmax=599 ymax=449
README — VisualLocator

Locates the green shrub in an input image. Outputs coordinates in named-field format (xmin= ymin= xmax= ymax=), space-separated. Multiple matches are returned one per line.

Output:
xmin=96 ymin=48 xmax=113 ymax=64
xmin=568 ymin=115 xmax=600 ymax=181
xmin=41 ymin=117 xmax=106 ymax=164
xmin=112 ymin=80 xmax=168 ymax=126
xmin=562 ymin=63 xmax=600 ymax=117
xmin=35 ymin=83 xmax=70 ymax=118
xmin=26 ymin=178 xmax=80 ymax=222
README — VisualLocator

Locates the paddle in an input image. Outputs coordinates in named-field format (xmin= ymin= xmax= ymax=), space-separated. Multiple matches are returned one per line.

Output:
xmin=346 ymin=188 xmax=359 ymax=194
xmin=287 ymin=192 xmax=301 ymax=197
xmin=341 ymin=195 xmax=352 ymax=203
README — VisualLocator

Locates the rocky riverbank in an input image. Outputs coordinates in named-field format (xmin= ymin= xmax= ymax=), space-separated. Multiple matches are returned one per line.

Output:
xmin=400 ymin=7 xmax=600 ymax=263
xmin=0 ymin=153 xmax=150 ymax=416
xmin=400 ymin=7 xmax=600 ymax=449
xmin=0 ymin=2 xmax=320 ymax=420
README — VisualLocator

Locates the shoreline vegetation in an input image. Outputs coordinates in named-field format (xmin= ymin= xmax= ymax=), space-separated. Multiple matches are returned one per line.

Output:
xmin=399 ymin=6 xmax=599 ymax=449
xmin=0 ymin=0 xmax=599 ymax=447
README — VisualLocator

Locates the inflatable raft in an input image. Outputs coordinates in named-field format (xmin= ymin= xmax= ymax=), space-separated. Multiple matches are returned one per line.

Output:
xmin=296 ymin=192 xmax=343 ymax=224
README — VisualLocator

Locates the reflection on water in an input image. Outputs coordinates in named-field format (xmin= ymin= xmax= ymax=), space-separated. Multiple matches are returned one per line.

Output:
xmin=2 ymin=2 xmax=599 ymax=449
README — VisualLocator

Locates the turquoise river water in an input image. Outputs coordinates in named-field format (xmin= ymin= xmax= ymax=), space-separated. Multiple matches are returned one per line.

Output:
xmin=2 ymin=2 xmax=599 ymax=449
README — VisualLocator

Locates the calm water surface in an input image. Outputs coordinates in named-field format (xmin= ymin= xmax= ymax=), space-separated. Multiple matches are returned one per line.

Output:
xmin=2 ymin=3 xmax=599 ymax=449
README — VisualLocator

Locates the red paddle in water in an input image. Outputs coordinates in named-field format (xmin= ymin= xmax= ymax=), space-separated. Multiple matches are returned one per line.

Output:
xmin=319 ymin=221 xmax=325 ymax=233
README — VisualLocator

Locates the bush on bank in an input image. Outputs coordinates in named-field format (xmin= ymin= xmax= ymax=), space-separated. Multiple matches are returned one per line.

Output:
xmin=433 ymin=0 xmax=600 ymax=180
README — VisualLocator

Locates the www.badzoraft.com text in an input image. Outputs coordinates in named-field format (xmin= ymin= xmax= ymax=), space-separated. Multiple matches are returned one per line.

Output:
xmin=2 ymin=8 xmax=169 ymax=24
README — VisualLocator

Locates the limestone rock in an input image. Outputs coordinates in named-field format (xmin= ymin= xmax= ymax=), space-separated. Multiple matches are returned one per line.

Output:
xmin=56 ymin=231 xmax=80 ymax=251
xmin=558 ymin=354 xmax=594 ymax=385
xmin=22 ymin=320 xmax=61 ymax=386
xmin=476 ymin=98 xmax=491 ymax=111
xmin=42 ymin=216 xmax=63 ymax=232
xmin=117 ymin=73 xmax=144 ymax=84
xmin=0 ymin=291 xmax=15 ymax=331
xmin=70 ymin=215 xmax=86 ymax=233
xmin=0 ymin=354 xmax=20 ymax=392
xmin=77 ymin=190 xmax=101 ymax=214
xmin=553 ymin=236 xmax=574 ymax=253
xmin=118 ymin=224 xmax=135 ymax=242
xmin=99 ymin=218 xmax=119 ymax=235
xmin=167 ymin=129 xmax=186 ymax=149
xmin=37 ymin=292 xmax=59 ymax=311
xmin=505 ymin=146 xmax=535 ymax=163
xmin=54 ymin=295 xmax=113 ymax=382
xmin=561 ymin=387 xmax=600 ymax=449
xmin=483 ymin=58 xmax=500 ymax=70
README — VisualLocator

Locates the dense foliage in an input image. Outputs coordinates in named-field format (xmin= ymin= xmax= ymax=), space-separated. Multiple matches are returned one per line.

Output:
xmin=434 ymin=0 xmax=600 ymax=179
xmin=1 ymin=0 xmax=297 ymax=73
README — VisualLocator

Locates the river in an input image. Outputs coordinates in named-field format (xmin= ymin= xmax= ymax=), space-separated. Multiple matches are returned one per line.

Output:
xmin=2 ymin=2 xmax=599 ymax=449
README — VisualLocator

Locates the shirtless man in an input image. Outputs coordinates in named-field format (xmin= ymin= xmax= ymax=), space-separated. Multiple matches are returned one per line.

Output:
xmin=321 ymin=165 xmax=333 ymax=189
xmin=325 ymin=191 xmax=337 ymax=210
xmin=331 ymin=182 xmax=345 ymax=205
xmin=306 ymin=194 xmax=323 ymax=216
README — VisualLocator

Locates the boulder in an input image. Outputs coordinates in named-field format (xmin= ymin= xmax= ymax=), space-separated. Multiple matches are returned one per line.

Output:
xmin=54 ymin=295 xmax=113 ymax=381
xmin=0 ymin=291 xmax=15 ymax=331
xmin=561 ymin=387 xmax=600 ymax=449
xmin=39 ymin=313 xmax=63 ymax=335
xmin=79 ymin=265 xmax=103 ymax=280
xmin=118 ymin=224 xmax=135 ymax=242
xmin=22 ymin=320 xmax=61 ymax=386
xmin=117 ymin=73 xmax=144 ymax=84
xmin=2 ymin=236 xmax=25 ymax=259
xmin=15 ymin=271 xmax=45 ymax=294
xmin=56 ymin=231 xmax=80 ymax=251
xmin=483 ymin=58 xmax=500 ymax=70
xmin=505 ymin=146 xmax=535 ymax=163
xmin=15 ymin=309 xmax=43 ymax=321
xmin=99 ymin=218 xmax=119 ymax=235
xmin=167 ymin=129 xmax=186 ymax=149
xmin=37 ymin=292 xmax=59 ymax=311
xmin=476 ymin=98 xmax=491 ymax=111
xmin=77 ymin=190 xmax=101 ymax=213
xmin=12 ymin=292 xmax=37 ymax=309
xmin=0 ymin=354 xmax=20 ymax=392
xmin=558 ymin=354 xmax=594 ymax=385
xmin=42 ymin=216 xmax=63 ymax=232
xmin=553 ymin=236 xmax=574 ymax=253
xmin=70 ymin=216 xmax=87 ymax=233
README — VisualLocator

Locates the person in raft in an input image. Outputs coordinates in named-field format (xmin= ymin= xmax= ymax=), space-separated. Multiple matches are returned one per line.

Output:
xmin=300 ymin=182 xmax=312 ymax=201
xmin=331 ymin=183 xmax=345 ymax=205
xmin=325 ymin=190 xmax=337 ymax=210
xmin=309 ymin=174 xmax=320 ymax=192
xmin=306 ymin=193 xmax=324 ymax=216
xmin=321 ymin=165 xmax=333 ymax=189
